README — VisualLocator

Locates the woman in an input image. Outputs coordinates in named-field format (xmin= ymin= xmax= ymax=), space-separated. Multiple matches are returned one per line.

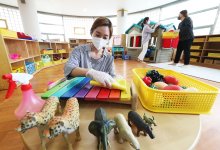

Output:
xmin=171 ymin=10 xmax=194 ymax=66
xmin=138 ymin=17 xmax=159 ymax=62
xmin=64 ymin=17 xmax=115 ymax=89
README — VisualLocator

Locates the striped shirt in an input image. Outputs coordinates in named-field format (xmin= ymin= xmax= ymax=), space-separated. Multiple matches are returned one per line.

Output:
xmin=64 ymin=44 xmax=115 ymax=78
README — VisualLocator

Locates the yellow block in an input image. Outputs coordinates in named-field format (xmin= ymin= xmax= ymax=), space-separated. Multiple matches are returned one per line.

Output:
xmin=90 ymin=79 xmax=127 ymax=91
xmin=194 ymin=38 xmax=205 ymax=42
xmin=120 ymin=82 xmax=131 ymax=101
xmin=58 ymin=49 xmax=67 ymax=53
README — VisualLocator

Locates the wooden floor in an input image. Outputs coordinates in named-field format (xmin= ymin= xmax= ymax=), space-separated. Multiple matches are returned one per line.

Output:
xmin=0 ymin=60 xmax=219 ymax=150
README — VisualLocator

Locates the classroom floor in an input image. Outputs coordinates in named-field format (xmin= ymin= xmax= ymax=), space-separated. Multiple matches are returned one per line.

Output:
xmin=0 ymin=60 xmax=219 ymax=150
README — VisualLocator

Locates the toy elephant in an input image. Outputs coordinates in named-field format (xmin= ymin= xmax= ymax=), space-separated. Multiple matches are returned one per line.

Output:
xmin=143 ymin=113 xmax=157 ymax=129
xmin=17 ymin=96 xmax=60 ymax=150
xmin=88 ymin=107 xmax=116 ymax=150
xmin=114 ymin=113 xmax=140 ymax=150
xmin=44 ymin=98 xmax=81 ymax=150
xmin=128 ymin=111 xmax=155 ymax=139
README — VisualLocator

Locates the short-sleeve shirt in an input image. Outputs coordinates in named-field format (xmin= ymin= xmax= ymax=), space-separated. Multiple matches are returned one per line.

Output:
xmin=64 ymin=44 xmax=115 ymax=78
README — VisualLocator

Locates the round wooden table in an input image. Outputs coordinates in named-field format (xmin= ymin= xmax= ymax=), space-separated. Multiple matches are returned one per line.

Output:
xmin=21 ymin=100 xmax=201 ymax=150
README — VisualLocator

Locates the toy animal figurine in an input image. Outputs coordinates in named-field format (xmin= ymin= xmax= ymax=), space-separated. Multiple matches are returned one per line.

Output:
xmin=44 ymin=98 xmax=81 ymax=150
xmin=114 ymin=113 xmax=140 ymax=150
xmin=16 ymin=96 xmax=59 ymax=150
xmin=128 ymin=111 xmax=155 ymax=139
xmin=88 ymin=107 xmax=116 ymax=150
xmin=143 ymin=113 xmax=157 ymax=130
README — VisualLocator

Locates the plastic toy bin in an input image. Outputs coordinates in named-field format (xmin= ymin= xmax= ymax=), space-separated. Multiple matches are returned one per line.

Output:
xmin=132 ymin=68 xmax=219 ymax=114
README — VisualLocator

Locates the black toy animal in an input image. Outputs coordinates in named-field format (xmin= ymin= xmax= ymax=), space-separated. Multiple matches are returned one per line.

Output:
xmin=128 ymin=111 xmax=155 ymax=139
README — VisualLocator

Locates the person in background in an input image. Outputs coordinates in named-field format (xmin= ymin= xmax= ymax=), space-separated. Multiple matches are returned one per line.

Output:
xmin=137 ymin=17 xmax=160 ymax=62
xmin=171 ymin=10 xmax=194 ymax=66
xmin=64 ymin=17 xmax=115 ymax=88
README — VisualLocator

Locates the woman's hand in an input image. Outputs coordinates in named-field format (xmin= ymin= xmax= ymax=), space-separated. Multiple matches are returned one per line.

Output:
xmin=86 ymin=69 xmax=115 ymax=89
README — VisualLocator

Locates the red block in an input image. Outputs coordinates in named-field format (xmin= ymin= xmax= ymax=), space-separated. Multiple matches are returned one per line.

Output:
xmin=85 ymin=86 xmax=101 ymax=100
xmin=97 ymin=88 xmax=111 ymax=100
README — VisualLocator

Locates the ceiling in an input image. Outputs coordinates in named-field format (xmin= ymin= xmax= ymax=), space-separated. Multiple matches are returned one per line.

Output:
xmin=0 ymin=0 xmax=178 ymax=16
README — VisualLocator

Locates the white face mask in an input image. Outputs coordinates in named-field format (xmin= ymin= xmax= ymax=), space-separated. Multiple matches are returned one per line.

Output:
xmin=92 ymin=37 xmax=108 ymax=51
xmin=148 ymin=20 xmax=151 ymax=24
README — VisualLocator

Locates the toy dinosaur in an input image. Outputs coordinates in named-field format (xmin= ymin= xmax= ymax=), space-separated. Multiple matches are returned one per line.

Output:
xmin=17 ymin=96 xmax=59 ymax=150
xmin=114 ymin=113 xmax=140 ymax=150
xmin=128 ymin=111 xmax=155 ymax=139
xmin=44 ymin=98 xmax=81 ymax=150
xmin=143 ymin=113 xmax=157 ymax=130
xmin=88 ymin=107 xmax=116 ymax=150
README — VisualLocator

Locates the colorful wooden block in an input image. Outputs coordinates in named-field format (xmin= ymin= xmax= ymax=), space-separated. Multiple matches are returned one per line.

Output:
xmin=60 ymin=78 xmax=91 ymax=99
xmin=41 ymin=78 xmax=75 ymax=99
xmin=109 ymin=89 xmax=121 ymax=100
xmin=85 ymin=86 xmax=101 ymax=100
xmin=120 ymin=83 xmax=131 ymax=101
xmin=52 ymin=77 xmax=84 ymax=98
xmin=96 ymin=88 xmax=111 ymax=100
xmin=74 ymin=83 xmax=93 ymax=99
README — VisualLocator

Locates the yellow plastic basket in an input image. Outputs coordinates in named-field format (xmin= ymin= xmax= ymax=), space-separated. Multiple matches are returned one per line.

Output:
xmin=132 ymin=68 xmax=219 ymax=114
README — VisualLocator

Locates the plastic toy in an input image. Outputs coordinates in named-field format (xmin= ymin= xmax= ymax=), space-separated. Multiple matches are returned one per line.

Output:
xmin=153 ymin=82 xmax=168 ymax=90
xmin=142 ymin=77 xmax=152 ymax=86
xmin=146 ymin=70 xmax=164 ymax=83
xmin=88 ymin=107 xmax=116 ymax=150
xmin=143 ymin=114 xmax=157 ymax=130
xmin=163 ymin=85 xmax=182 ymax=90
xmin=9 ymin=53 xmax=21 ymax=60
xmin=17 ymin=32 xmax=32 ymax=40
xmin=17 ymin=96 xmax=59 ymax=150
xmin=128 ymin=111 xmax=155 ymax=139
xmin=164 ymin=76 xmax=179 ymax=85
xmin=2 ymin=73 xmax=45 ymax=120
xmin=17 ymin=96 xmax=59 ymax=133
xmin=114 ymin=113 xmax=140 ymax=150
xmin=44 ymin=98 xmax=80 ymax=150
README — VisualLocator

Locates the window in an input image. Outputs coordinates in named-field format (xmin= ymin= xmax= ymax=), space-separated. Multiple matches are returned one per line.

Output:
xmin=0 ymin=6 xmax=23 ymax=32
xmin=39 ymin=24 xmax=64 ymax=34
xmin=161 ymin=0 xmax=220 ymax=20
xmin=194 ymin=28 xmax=211 ymax=36
xmin=38 ymin=13 xmax=65 ymax=41
xmin=63 ymin=16 xmax=94 ymax=39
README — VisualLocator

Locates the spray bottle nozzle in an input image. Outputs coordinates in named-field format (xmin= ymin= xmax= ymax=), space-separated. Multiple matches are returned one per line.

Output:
xmin=2 ymin=74 xmax=16 ymax=99
xmin=2 ymin=74 xmax=12 ymax=80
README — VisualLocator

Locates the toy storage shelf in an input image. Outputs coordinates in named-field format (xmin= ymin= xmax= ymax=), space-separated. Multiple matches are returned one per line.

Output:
xmin=69 ymin=38 xmax=92 ymax=49
xmin=189 ymin=34 xmax=220 ymax=69
xmin=0 ymin=35 xmax=70 ymax=90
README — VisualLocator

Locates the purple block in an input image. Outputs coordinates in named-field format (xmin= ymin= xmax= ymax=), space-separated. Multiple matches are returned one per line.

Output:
xmin=74 ymin=83 xmax=93 ymax=98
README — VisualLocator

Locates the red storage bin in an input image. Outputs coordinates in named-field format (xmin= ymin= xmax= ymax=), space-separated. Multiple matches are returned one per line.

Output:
xmin=162 ymin=38 xmax=179 ymax=48
xmin=172 ymin=37 xmax=179 ymax=48
xmin=162 ymin=38 xmax=172 ymax=48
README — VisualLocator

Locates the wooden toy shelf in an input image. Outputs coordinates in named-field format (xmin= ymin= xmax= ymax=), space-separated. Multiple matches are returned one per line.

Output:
xmin=190 ymin=34 xmax=220 ymax=69
xmin=0 ymin=35 xmax=71 ymax=90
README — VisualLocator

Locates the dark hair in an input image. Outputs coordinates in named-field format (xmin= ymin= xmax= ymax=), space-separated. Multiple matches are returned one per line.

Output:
xmin=142 ymin=17 xmax=149 ymax=29
xmin=90 ymin=17 xmax=113 ymax=39
xmin=180 ymin=10 xmax=188 ymax=17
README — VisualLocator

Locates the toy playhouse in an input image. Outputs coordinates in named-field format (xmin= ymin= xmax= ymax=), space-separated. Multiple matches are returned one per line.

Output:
xmin=125 ymin=18 xmax=178 ymax=63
